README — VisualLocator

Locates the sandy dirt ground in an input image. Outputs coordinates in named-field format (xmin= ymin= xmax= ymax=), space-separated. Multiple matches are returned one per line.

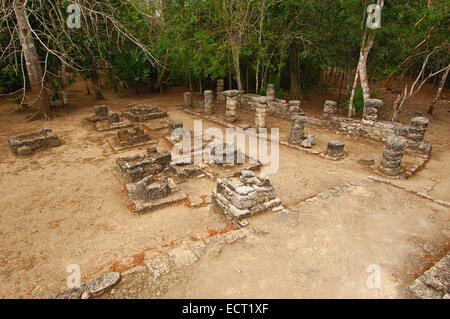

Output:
xmin=0 ymin=79 xmax=448 ymax=299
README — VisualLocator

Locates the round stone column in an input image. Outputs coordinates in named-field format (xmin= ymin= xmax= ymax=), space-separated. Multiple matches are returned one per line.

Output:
xmin=288 ymin=115 xmax=307 ymax=145
xmin=223 ymin=90 xmax=240 ymax=123
xmin=363 ymin=99 xmax=383 ymax=121
xmin=380 ymin=135 xmax=406 ymax=176
xmin=266 ymin=84 xmax=275 ymax=101
xmin=204 ymin=90 xmax=214 ymax=114
xmin=326 ymin=140 xmax=345 ymax=159
xmin=323 ymin=100 xmax=337 ymax=120
xmin=183 ymin=92 xmax=193 ymax=108
xmin=216 ymin=79 xmax=225 ymax=103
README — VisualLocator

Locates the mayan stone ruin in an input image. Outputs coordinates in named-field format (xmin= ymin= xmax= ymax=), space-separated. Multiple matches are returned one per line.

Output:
xmin=212 ymin=170 xmax=282 ymax=227
xmin=363 ymin=98 xmax=383 ymax=121
xmin=203 ymin=90 xmax=215 ymax=114
xmin=224 ymin=89 xmax=240 ymax=123
xmin=407 ymin=117 xmax=432 ymax=155
xmin=87 ymin=105 xmax=131 ymax=131
xmin=323 ymin=100 xmax=338 ymax=120
xmin=122 ymin=104 xmax=168 ymax=122
xmin=183 ymin=92 xmax=193 ymax=108
xmin=108 ymin=125 xmax=156 ymax=151
xmin=216 ymin=78 xmax=225 ymax=103
xmin=115 ymin=147 xmax=172 ymax=183
xmin=8 ymin=127 xmax=60 ymax=156
xmin=378 ymin=135 xmax=406 ymax=177
xmin=326 ymin=140 xmax=346 ymax=159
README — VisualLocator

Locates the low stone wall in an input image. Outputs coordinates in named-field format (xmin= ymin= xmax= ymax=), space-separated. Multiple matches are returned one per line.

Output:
xmin=8 ymin=127 xmax=60 ymax=156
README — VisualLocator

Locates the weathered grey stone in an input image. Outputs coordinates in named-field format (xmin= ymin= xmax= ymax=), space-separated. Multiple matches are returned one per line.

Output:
xmin=168 ymin=247 xmax=198 ymax=267
xmin=204 ymin=90 xmax=214 ymax=114
xmin=326 ymin=140 xmax=345 ymax=158
xmin=87 ymin=272 xmax=120 ymax=296
xmin=183 ymin=92 xmax=193 ymax=108
xmin=266 ymin=84 xmax=275 ymax=101
xmin=55 ymin=285 xmax=89 ymax=299
xmin=17 ymin=146 xmax=32 ymax=156
xmin=94 ymin=105 xmax=108 ymax=117
xmin=145 ymin=255 xmax=170 ymax=279
xmin=188 ymin=193 xmax=204 ymax=207
xmin=108 ymin=111 xmax=120 ymax=124
xmin=358 ymin=157 xmax=375 ymax=165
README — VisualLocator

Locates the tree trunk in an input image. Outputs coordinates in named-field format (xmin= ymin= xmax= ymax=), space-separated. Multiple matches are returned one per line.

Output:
xmin=231 ymin=42 xmax=243 ymax=91
xmin=358 ymin=0 xmax=385 ymax=101
xmin=348 ymin=67 xmax=360 ymax=117
xmin=289 ymin=41 xmax=301 ymax=99
xmin=13 ymin=0 xmax=50 ymax=120
xmin=428 ymin=67 xmax=449 ymax=114
xmin=60 ymin=61 xmax=68 ymax=106
xmin=90 ymin=70 xmax=104 ymax=100
xmin=84 ymin=78 xmax=91 ymax=95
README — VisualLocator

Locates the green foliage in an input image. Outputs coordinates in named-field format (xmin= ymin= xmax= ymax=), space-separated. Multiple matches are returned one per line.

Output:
xmin=0 ymin=65 xmax=22 ymax=93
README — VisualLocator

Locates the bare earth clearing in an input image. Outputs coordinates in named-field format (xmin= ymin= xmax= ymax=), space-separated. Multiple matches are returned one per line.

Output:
xmin=0 ymin=80 xmax=448 ymax=299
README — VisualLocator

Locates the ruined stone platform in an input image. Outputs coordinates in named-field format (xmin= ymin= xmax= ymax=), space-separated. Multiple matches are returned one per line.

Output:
xmin=8 ymin=127 xmax=60 ymax=156
xmin=125 ymin=173 xmax=186 ymax=214
xmin=107 ymin=124 xmax=157 ymax=152
xmin=122 ymin=104 xmax=168 ymax=122
xmin=409 ymin=253 xmax=449 ymax=299
xmin=95 ymin=119 xmax=132 ymax=132
xmin=212 ymin=170 xmax=282 ymax=228
xmin=113 ymin=147 xmax=172 ymax=184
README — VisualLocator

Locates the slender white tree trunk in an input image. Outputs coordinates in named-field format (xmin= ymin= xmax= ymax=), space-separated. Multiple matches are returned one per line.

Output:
xmin=348 ymin=67 xmax=360 ymax=117
xmin=60 ymin=61 xmax=68 ymax=106
xmin=428 ymin=67 xmax=449 ymax=114
xmin=14 ymin=0 xmax=50 ymax=119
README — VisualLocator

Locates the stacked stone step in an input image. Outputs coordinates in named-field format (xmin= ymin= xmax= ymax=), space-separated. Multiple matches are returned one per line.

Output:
xmin=363 ymin=99 xmax=383 ymax=121
xmin=379 ymin=135 xmax=406 ymax=176
xmin=216 ymin=79 xmax=225 ymax=103
xmin=204 ymin=90 xmax=214 ymax=114
xmin=323 ymin=100 xmax=337 ymax=120
xmin=183 ymin=92 xmax=193 ymax=108
xmin=407 ymin=117 xmax=431 ymax=154
xmin=223 ymin=90 xmax=240 ymax=123
xmin=95 ymin=105 xmax=108 ymax=118
xmin=266 ymin=84 xmax=275 ymax=101
xmin=326 ymin=140 xmax=345 ymax=159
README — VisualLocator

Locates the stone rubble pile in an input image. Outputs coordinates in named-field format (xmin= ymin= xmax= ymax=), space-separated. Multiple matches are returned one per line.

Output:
xmin=8 ymin=127 xmax=60 ymax=156
xmin=116 ymin=125 xmax=151 ymax=147
xmin=123 ymin=104 xmax=168 ymax=122
xmin=116 ymin=147 xmax=172 ymax=183
xmin=212 ymin=170 xmax=282 ymax=227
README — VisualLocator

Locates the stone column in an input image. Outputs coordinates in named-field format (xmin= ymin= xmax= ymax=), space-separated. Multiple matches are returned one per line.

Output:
xmin=380 ymin=135 xmax=406 ymax=176
xmin=326 ymin=140 xmax=345 ymax=158
xmin=323 ymin=100 xmax=337 ymax=120
xmin=223 ymin=90 xmax=240 ymax=123
xmin=363 ymin=99 xmax=383 ymax=121
xmin=204 ymin=90 xmax=214 ymax=114
xmin=183 ymin=92 xmax=192 ymax=108
xmin=289 ymin=100 xmax=305 ymax=116
xmin=266 ymin=84 xmax=275 ymax=101
xmin=254 ymin=97 xmax=268 ymax=129
xmin=216 ymin=79 xmax=225 ymax=103
xmin=288 ymin=115 xmax=307 ymax=145
xmin=407 ymin=117 xmax=429 ymax=145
